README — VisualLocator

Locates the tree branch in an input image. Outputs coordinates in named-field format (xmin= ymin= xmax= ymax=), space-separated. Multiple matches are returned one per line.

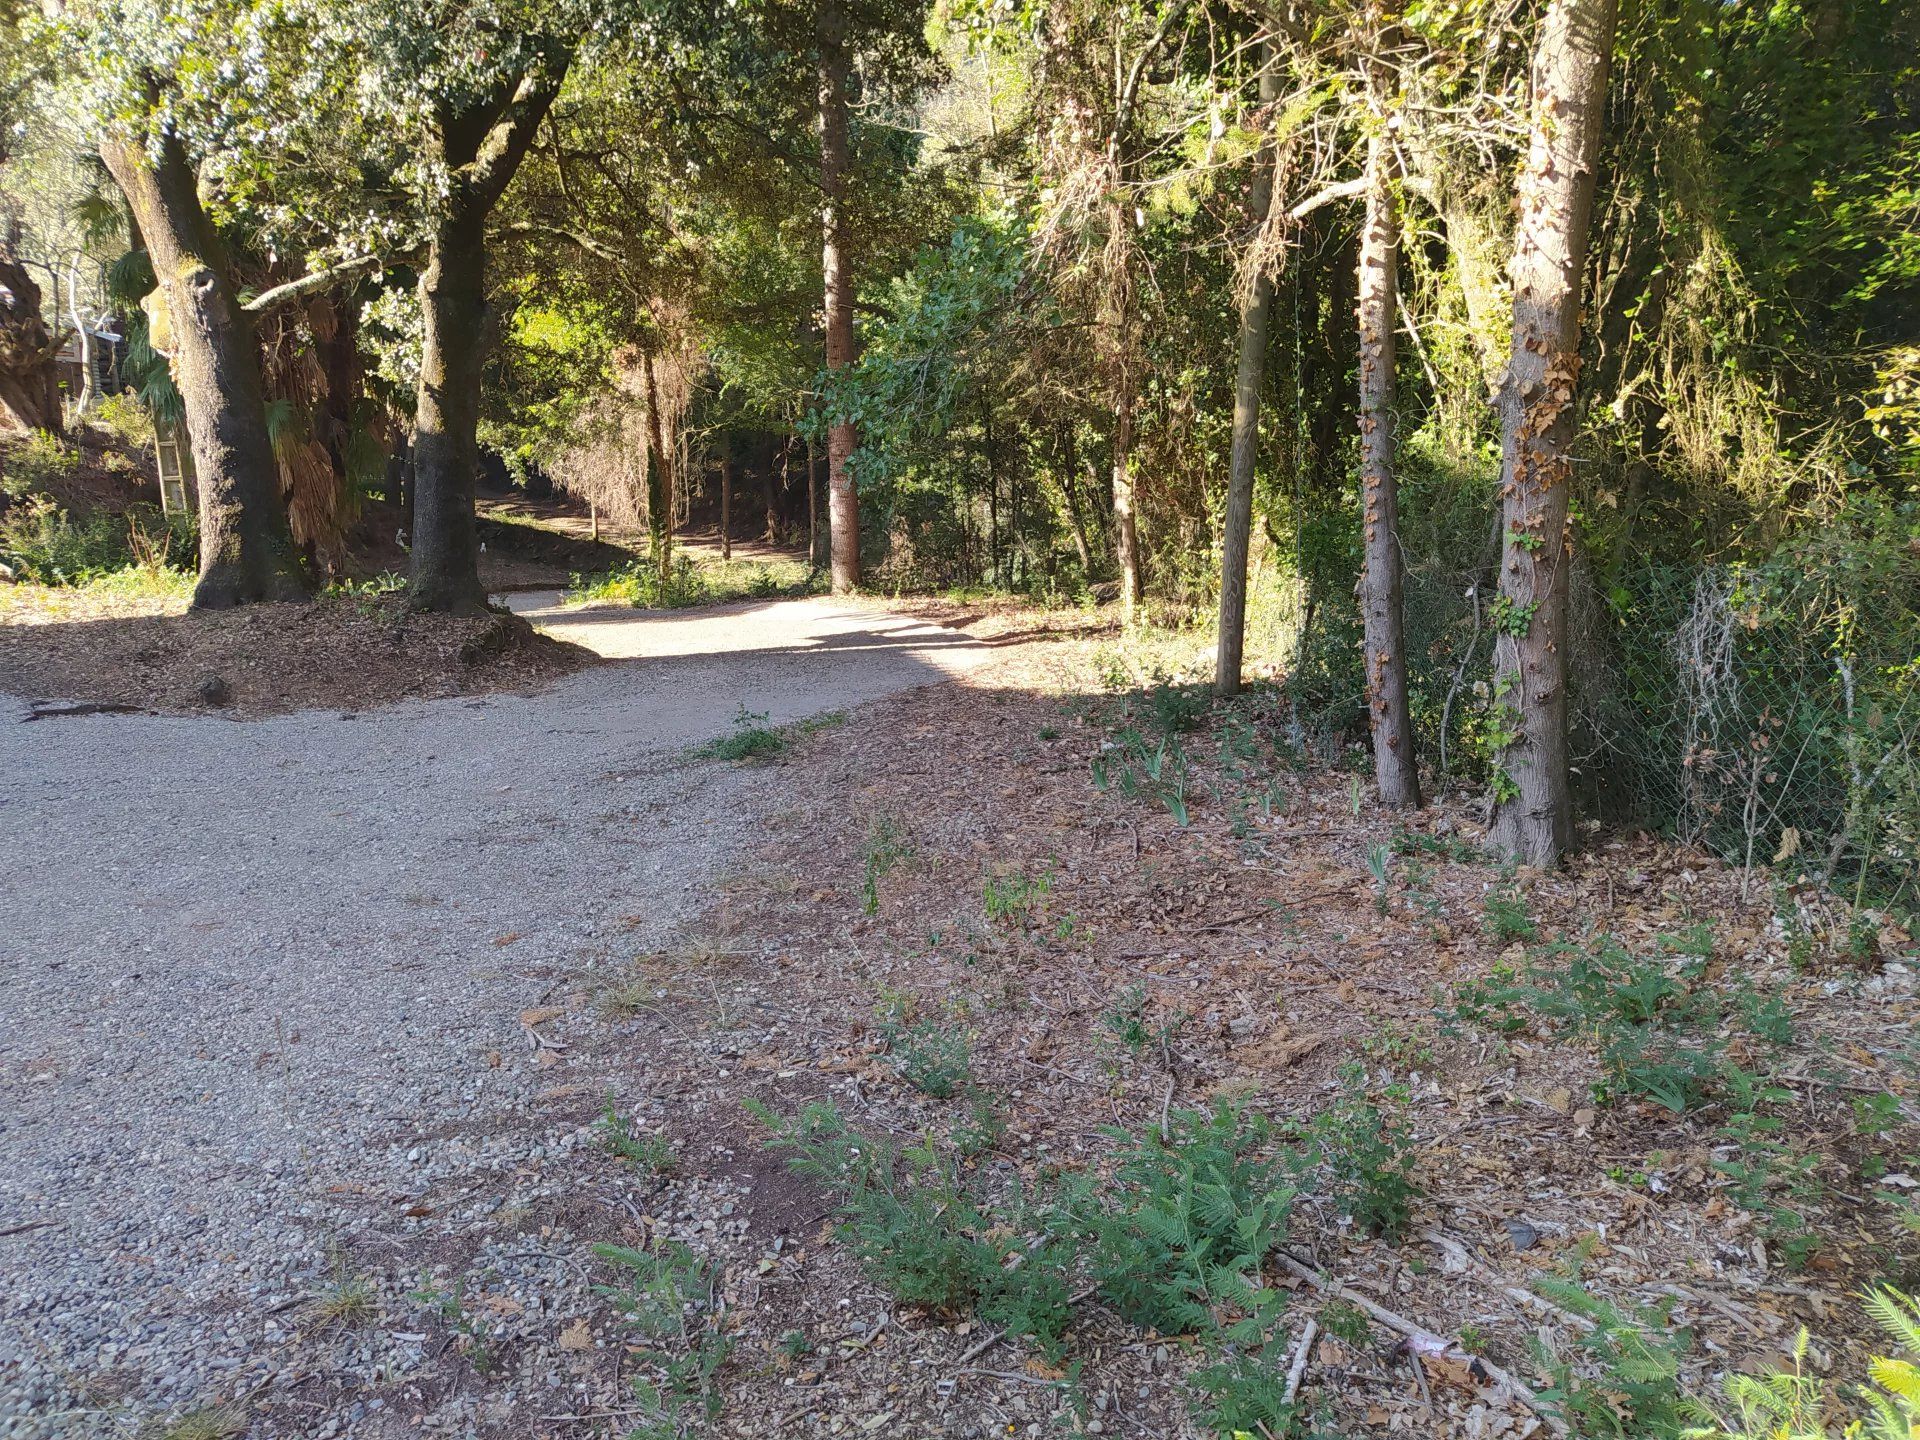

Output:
xmin=241 ymin=251 xmax=419 ymax=315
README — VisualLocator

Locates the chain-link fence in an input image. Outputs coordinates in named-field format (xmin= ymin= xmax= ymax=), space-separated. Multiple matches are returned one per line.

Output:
xmin=1286 ymin=508 xmax=1920 ymax=907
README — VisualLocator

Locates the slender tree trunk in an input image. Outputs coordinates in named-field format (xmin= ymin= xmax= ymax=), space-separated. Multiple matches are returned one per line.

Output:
xmin=0 ymin=237 xmax=63 ymax=437
xmin=642 ymin=352 xmax=672 ymax=579
xmin=1104 ymin=194 xmax=1143 ymax=622
xmin=1110 ymin=366 xmax=1140 ymax=619
xmin=1057 ymin=427 xmax=1094 ymax=576
xmin=1490 ymin=0 xmax=1618 ymax=864
xmin=409 ymin=207 xmax=491 ymax=613
xmin=719 ymin=437 xmax=733 ymax=561
xmin=807 ymin=438 xmax=824 ymax=568
xmin=1214 ymin=40 xmax=1281 ymax=696
xmin=767 ymin=436 xmax=785 ymax=542
xmin=819 ymin=0 xmax=860 ymax=592
xmin=1357 ymin=131 xmax=1421 ymax=807
xmin=100 ymin=135 xmax=305 ymax=607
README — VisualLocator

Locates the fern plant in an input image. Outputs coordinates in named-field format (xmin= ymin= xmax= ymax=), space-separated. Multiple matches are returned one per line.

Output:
xmin=1685 ymin=1288 xmax=1920 ymax=1439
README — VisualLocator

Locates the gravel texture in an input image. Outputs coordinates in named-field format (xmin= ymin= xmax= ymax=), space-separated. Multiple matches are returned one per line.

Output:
xmin=0 ymin=597 xmax=984 ymax=1438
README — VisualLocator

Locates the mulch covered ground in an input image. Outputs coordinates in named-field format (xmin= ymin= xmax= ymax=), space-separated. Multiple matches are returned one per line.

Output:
xmin=0 ymin=590 xmax=594 ymax=716
xmin=534 ymin=610 xmax=1917 ymax=1440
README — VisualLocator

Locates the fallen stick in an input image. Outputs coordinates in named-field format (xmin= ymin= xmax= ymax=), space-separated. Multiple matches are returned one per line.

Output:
xmin=1282 ymin=1317 xmax=1319 ymax=1405
xmin=1276 ymin=1250 xmax=1568 ymax=1438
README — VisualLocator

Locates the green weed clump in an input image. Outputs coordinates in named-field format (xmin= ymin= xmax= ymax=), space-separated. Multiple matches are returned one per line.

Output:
xmin=599 ymin=1096 xmax=677 ymax=1176
xmin=747 ymin=1090 xmax=1419 ymax=1436
xmin=593 ymin=1240 xmax=732 ymax=1438
xmin=0 ymin=497 xmax=194 ymax=586
xmin=1451 ymin=929 xmax=1794 ymax=1114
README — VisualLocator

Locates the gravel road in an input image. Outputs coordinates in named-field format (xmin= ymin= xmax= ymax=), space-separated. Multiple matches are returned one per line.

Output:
xmin=0 ymin=597 xmax=985 ymax=1437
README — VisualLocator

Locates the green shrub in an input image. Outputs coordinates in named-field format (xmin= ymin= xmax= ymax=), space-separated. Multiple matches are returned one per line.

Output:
xmin=881 ymin=1017 xmax=971 ymax=1098
xmin=1300 ymin=1064 xmax=1419 ymax=1240
xmin=1531 ymin=1280 xmax=1692 ymax=1438
xmin=695 ymin=706 xmax=785 ymax=762
xmin=861 ymin=817 xmax=913 ymax=914
xmin=0 ymin=497 xmax=194 ymax=585
xmin=0 ymin=432 xmax=80 ymax=500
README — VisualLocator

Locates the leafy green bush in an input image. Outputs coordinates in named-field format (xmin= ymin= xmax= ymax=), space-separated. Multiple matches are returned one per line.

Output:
xmin=0 ymin=432 xmax=80 ymax=500
xmin=1299 ymin=1064 xmax=1419 ymax=1240
xmin=0 ymin=497 xmax=194 ymax=585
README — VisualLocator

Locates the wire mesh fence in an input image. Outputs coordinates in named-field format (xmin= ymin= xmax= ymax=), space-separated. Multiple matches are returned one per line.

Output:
xmin=1287 ymin=515 xmax=1920 ymax=908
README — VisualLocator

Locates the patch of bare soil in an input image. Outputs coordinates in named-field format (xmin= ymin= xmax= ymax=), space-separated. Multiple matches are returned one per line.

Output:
xmin=512 ymin=619 xmax=1916 ymax=1440
xmin=0 ymin=592 xmax=594 ymax=715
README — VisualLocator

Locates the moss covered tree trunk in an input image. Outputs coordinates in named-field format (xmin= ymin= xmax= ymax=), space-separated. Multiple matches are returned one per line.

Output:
xmin=100 ymin=134 xmax=306 ymax=608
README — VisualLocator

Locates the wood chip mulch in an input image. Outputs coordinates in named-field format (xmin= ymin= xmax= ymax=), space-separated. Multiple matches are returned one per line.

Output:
xmin=558 ymin=610 xmax=1918 ymax=1440
xmin=0 ymin=591 xmax=594 ymax=716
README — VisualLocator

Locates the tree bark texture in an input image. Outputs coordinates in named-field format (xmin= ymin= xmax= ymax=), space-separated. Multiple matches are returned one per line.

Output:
xmin=0 ymin=235 xmax=63 ymax=436
xmin=642 ymin=352 xmax=672 ymax=579
xmin=819 ymin=0 xmax=860 ymax=593
xmin=1357 ymin=131 xmax=1421 ymax=808
xmin=408 ymin=68 xmax=566 ymax=612
xmin=409 ymin=208 xmax=491 ymax=612
xmin=100 ymin=134 xmax=306 ymax=608
xmin=1214 ymin=39 xmax=1281 ymax=696
xmin=1490 ymin=0 xmax=1618 ymax=864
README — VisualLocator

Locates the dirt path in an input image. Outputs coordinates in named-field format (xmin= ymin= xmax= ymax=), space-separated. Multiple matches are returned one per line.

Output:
xmin=0 ymin=598 xmax=987 ymax=1438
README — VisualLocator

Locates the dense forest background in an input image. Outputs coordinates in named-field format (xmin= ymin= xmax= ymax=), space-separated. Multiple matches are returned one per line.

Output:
xmin=1 ymin=0 xmax=1916 ymax=892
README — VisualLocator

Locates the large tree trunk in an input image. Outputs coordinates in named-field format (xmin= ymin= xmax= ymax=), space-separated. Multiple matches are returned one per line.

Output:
xmin=1214 ymin=40 xmax=1280 ymax=697
xmin=0 ymin=235 xmax=63 ymax=437
xmin=409 ymin=207 xmax=490 ymax=613
xmin=642 ymin=351 xmax=672 ymax=580
xmin=1357 ymin=131 xmax=1421 ymax=809
xmin=819 ymin=0 xmax=860 ymax=593
xmin=100 ymin=135 xmax=306 ymax=607
xmin=1489 ymin=0 xmax=1618 ymax=864
xmin=407 ymin=69 xmax=565 ymax=612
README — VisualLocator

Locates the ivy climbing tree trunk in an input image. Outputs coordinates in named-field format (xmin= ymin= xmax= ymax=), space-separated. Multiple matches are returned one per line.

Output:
xmin=1214 ymin=37 xmax=1280 ymax=697
xmin=818 ymin=0 xmax=860 ymax=593
xmin=1357 ymin=129 xmax=1420 ymax=808
xmin=408 ymin=65 xmax=566 ymax=613
xmin=100 ymin=133 xmax=306 ymax=608
xmin=1489 ymin=0 xmax=1618 ymax=864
